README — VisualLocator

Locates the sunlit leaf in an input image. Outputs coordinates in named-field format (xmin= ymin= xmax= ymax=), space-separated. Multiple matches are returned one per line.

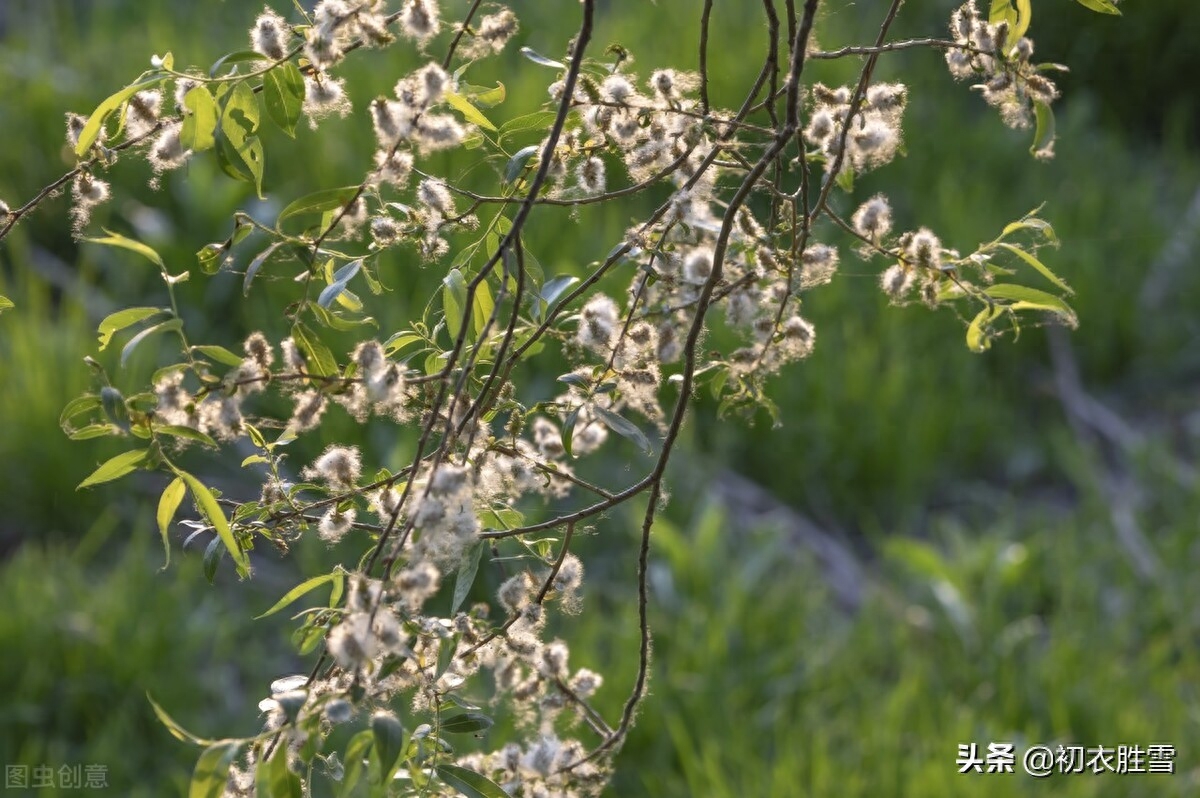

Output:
xmin=84 ymin=229 xmax=165 ymax=269
xmin=74 ymin=75 xmax=166 ymax=157
xmin=443 ymin=268 xmax=468 ymax=341
xmin=121 ymin=318 xmax=183 ymax=367
xmin=77 ymin=448 xmax=150 ymax=489
xmin=256 ymin=570 xmax=342 ymax=619
xmin=155 ymin=477 xmax=186 ymax=569
xmin=177 ymin=469 xmax=251 ymax=578
xmin=445 ymin=92 xmax=497 ymax=132
xmin=96 ymin=307 xmax=169 ymax=350
xmin=181 ymin=86 xmax=219 ymax=152
xmin=264 ymin=61 xmax=305 ymax=138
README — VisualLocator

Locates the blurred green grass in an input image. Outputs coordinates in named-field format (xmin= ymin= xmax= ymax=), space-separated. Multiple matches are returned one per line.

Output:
xmin=0 ymin=0 xmax=1197 ymax=795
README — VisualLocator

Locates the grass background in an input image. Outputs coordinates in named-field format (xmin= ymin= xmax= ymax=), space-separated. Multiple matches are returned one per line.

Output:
xmin=1 ymin=0 xmax=1198 ymax=795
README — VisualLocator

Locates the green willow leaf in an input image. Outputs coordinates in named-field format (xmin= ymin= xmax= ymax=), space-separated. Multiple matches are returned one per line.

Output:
xmin=443 ymin=268 xmax=468 ymax=341
xmin=1029 ymin=101 xmax=1056 ymax=159
xmin=504 ymin=145 xmax=539 ymax=183
xmin=434 ymin=764 xmax=510 ymax=798
xmin=256 ymin=570 xmax=341 ymax=619
xmin=157 ymin=476 xmax=187 ymax=569
xmin=77 ymin=448 xmax=150 ymax=490
xmin=74 ymin=75 xmax=166 ymax=157
xmin=177 ymin=469 xmax=251 ymax=578
xmin=189 ymin=741 xmax=241 ymax=798
xmin=451 ymin=542 xmax=484 ymax=615
xmin=148 ymin=693 xmax=215 ymax=746
xmin=84 ymin=229 xmax=165 ymax=269
xmin=371 ymin=712 xmax=405 ymax=785
xmin=593 ymin=405 xmax=653 ymax=454
xmin=1075 ymin=0 xmax=1121 ymax=14
xmin=440 ymin=712 xmax=494 ymax=734
xmin=96 ymin=306 xmax=168 ymax=350
xmin=445 ymin=92 xmax=497 ymax=132
xmin=291 ymin=321 xmax=338 ymax=377
xmin=181 ymin=86 xmax=218 ymax=152
xmin=996 ymin=242 xmax=1072 ymax=294
xmin=121 ymin=318 xmax=183 ymax=367
xmin=191 ymin=344 xmax=245 ymax=367
xmin=967 ymin=305 xmax=1005 ymax=353
xmin=278 ymin=186 xmax=361 ymax=226
xmin=255 ymin=741 xmax=302 ymax=798
xmin=244 ymin=241 xmax=283 ymax=296
xmin=263 ymin=61 xmax=305 ymax=137
xmin=471 ymin=278 xmax=495 ymax=339
xmin=318 ymin=259 xmax=362 ymax=309
xmin=338 ymin=730 xmax=374 ymax=798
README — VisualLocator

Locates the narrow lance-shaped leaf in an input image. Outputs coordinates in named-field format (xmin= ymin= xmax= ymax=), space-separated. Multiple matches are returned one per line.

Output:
xmin=434 ymin=764 xmax=511 ymax=798
xmin=277 ymin=186 xmax=361 ymax=226
xmin=318 ymin=259 xmax=362 ymax=309
xmin=74 ymin=75 xmax=166 ymax=157
xmin=1075 ymin=0 xmax=1121 ymax=14
xmin=157 ymin=476 xmax=187 ymax=569
xmin=121 ymin=318 xmax=183 ymax=367
xmin=1029 ymin=101 xmax=1056 ymax=159
xmin=177 ymin=469 xmax=251 ymax=578
xmin=996 ymin=242 xmax=1072 ymax=294
xmin=471 ymin=278 xmax=495 ymax=339
xmin=291 ymin=321 xmax=338 ymax=377
xmin=263 ymin=61 xmax=305 ymax=137
xmin=443 ymin=268 xmax=469 ymax=341
xmin=148 ymin=693 xmax=216 ymax=746
xmin=255 ymin=740 xmax=302 ymax=798
xmin=244 ymin=241 xmax=283 ymax=296
xmin=451 ymin=542 xmax=484 ymax=615
xmin=77 ymin=448 xmax=151 ymax=490
xmin=189 ymin=741 xmax=241 ymax=798
xmin=181 ymin=86 xmax=218 ymax=152
xmin=444 ymin=92 xmax=497 ymax=132
xmin=593 ymin=405 xmax=653 ymax=454
xmin=371 ymin=712 xmax=405 ymax=785
xmin=504 ymin=145 xmax=539 ymax=184
xmin=441 ymin=712 xmax=494 ymax=734
xmin=256 ymin=570 xmax=342 ymax=619
xmin=338 ymin=730 xmax=374 ymax=798
xmin=96 ymin=307 xmax=169 ymax=350
xmin=84 ymin=229 xmax=165 ymax=269
xmin=966 ymin=304 xmax=1005 ymax=353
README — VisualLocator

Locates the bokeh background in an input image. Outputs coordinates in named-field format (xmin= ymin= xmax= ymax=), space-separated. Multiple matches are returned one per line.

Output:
xmin=1 ymin=1 xmax=1198 ymax=795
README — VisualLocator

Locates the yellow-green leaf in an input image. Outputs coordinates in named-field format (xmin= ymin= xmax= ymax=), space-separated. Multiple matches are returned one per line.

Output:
xmin=177 ymin=469 xmax=251 ymax=578
xmin=997 ymin=242 xmax=1072 ymax=294
xmin=77 ymin=448 xmax=150 ymax=489
xmin=97 ymin=306 xmax=169 ymax=350
xmin=157 ymin=476 xmax=186 ymax=569
xmin=84 ymin=229 xmax=165 ymax=269
xmin=181 ymin=86 xmax=219 ymax=152
xmin=256 ymin=570 xmax=343 ymax=619
xmin=74 ymin=76 xmax=166 ymax=157
xmin=445 ymin=92 xmax=497 ymax=132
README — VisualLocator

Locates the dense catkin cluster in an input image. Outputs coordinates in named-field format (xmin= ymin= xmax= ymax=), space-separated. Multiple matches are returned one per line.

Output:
xmin=804 ymin=81 xmax=907 ymax=174
xmin=945 ymin=0 xmax=1058 ymax=155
